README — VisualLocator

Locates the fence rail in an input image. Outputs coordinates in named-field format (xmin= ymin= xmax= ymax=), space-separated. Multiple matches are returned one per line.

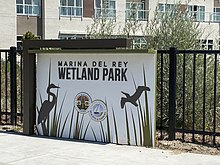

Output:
xmin=157 ymin=48 xmax=220 ymax=146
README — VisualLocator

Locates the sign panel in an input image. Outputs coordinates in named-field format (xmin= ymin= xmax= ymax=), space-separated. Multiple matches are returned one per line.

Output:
xmin=36 ymin=51 xmax=156 ymax=147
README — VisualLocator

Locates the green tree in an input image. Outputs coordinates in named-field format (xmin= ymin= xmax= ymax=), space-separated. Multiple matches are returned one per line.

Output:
xmin=142 ymin=4 xmax=202 ymax=50
xmin=147 ymin=4 xmax=220 ymax=134
xmin=86 ymin=17 xmax=116 ymax=39
xmin=22 ymin=31 xmax=38 ymax=40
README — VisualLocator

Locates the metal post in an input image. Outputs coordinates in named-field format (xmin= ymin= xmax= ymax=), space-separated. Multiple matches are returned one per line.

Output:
xmin=10 ymin=46 xmax=17 ymax=125
xmin=168 ymin=47 xmax=177 ymax=141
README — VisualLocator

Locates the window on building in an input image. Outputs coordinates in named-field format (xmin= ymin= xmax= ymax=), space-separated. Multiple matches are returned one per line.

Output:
xmin=213 ymin=8 xmax=220 ymax=22
xmin=157 ymin=3 xmax=206 ymax=22
xmin=94 ymin=0 xmax=116 ymax=18
xmin=17 ymin=35 xmax=23 ymax=50
xmin=208 ymin=40 xmax=214 ymax=50
xmin=60 ymin=0 xmax=83 ymax=17
xmin=59 ymin=34 xmax=86 ymax=40
xmin=200 ymin=39 xmax=213 ymax=50
xmin=157 ymin=3 xmax=175 ymax=19
xmin=132 ymin=37 xmax=146 ymax=49
xmin=16 ymin=0 xmax=40 ymax=16
xmin=157 ymin=3 xmax=175 ymax=13
xmin=125 ymin=2 xmax=148 ymax=21
xmin=188 ymin=5 xmax=205 ymax=22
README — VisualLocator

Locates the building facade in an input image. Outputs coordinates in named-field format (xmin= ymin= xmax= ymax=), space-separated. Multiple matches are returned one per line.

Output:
xmin=0 ymin=0 xmax=220 ymax=49
xmin=0 ymin=1 xmax=16 ymax=49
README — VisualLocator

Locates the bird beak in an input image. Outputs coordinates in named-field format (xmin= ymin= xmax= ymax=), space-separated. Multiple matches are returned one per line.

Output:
xmin=121 ymin=91 xmax=126 ymax=95
xmin=55 ymin=86 xmax=60 ymax=88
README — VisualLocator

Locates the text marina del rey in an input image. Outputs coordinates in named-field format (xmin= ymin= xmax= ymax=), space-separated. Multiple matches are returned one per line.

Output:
xmin=58 ymin=60 xmax=128 ymax=81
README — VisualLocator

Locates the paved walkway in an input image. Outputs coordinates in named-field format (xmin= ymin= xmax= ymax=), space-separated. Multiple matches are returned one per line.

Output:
xmin=0 ymin=132 xmax=220 ymax=165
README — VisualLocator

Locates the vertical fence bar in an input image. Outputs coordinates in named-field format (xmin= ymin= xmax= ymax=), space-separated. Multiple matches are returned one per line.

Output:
xmin=168 ymin=47 xmax=177 ymax=141
xmin=10 ymin=47 xmax=17 ymax=125
xmin=192 ymin=53 xmax=196 ymax=142
xmin=160 ymin=53 xmax=164 ymax=139
xmin=5 ymin=52 xmax=8 ymax=123
xmin=213 ymin=53 xmax=217 ymax=145
xmin=182 ymin=53 xmax=186 ymax=141
xmin=20 ymin=52 xmax=23 ymax=123
xmin=202 ymin=53 xmax=207 ymax=143
xmin=0 ymin=52 xmax=1 ymax=123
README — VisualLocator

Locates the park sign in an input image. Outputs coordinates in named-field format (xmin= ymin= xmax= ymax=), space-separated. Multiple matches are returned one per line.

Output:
xmin=36 ymin=50 xmax=157 ymax=147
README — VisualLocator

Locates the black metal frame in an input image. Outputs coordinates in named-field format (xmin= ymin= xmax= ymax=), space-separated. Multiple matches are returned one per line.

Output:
xmin=10 ymin=47 xmax=17 ymax=125
xmin=22 ymin=39 xmax=131 ymax=135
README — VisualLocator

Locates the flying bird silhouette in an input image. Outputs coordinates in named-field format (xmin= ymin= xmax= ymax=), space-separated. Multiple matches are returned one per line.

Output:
xmin=38 ymin=83 xmax=60 ymax=124
xmin=120 ymin=86 xmax=150 ymax=109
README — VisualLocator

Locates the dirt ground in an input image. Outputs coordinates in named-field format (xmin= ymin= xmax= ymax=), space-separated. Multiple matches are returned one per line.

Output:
xmin=156 ymin=131 xmax=220 ymax=155
xmin=157 ymin=139 xmax=220 ymax=155
xmin=1 ymin=125 xmax=220 ymax=156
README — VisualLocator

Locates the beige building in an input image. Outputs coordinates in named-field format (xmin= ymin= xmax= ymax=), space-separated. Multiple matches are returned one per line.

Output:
xmin=0 ymin=0 xmax=220 ymax=49
xmin=0 ymin=1 xmax=16 ymax=49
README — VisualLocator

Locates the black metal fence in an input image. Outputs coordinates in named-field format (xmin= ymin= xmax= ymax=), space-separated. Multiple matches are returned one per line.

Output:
xmin=0 ymin=47 xmax=23 ymax=126
xmin=157 ymin=48 xmax=220 ymax=146
xmin=1 ymin=44 xmax=220 ymax=146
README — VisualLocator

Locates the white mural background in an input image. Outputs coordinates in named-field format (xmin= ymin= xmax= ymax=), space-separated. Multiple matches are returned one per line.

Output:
xmin=36 ymin=52 xmax=156 ymax=147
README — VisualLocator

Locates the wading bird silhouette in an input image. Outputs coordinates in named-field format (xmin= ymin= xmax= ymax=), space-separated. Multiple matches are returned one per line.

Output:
xmin=120 ymin=86 xmax=150 ymax=109
xmin=38 ymin=83 xmax=60 ymax=124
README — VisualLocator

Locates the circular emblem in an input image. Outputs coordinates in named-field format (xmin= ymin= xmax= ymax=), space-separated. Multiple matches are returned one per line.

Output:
xmin=89 ymin=100 xmax=107 ymax=122
xmin=74 ymin=92 xmax=92 ymax=114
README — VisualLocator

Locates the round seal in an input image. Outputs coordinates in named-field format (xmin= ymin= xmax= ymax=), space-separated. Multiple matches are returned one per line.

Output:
xmin=89 ymin=100 xmax=107 ymax=122
xmin=74 ymin=92 xmax=92 ymax=114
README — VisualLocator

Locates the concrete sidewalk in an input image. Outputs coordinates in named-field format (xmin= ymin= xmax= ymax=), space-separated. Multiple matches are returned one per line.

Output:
xmin=0 ymin=132 xmax=220 ymax=165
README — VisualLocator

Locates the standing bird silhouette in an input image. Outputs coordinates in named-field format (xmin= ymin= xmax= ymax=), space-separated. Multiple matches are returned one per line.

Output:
xmin=38 ymin=83 xmax=60 ymax=124
xmin=120 ymin=86 xmax=150 ymax=109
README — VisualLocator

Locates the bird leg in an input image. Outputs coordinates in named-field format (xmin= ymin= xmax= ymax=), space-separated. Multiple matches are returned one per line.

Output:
xmin=41 ymin=120 xmax=48 ymax=136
